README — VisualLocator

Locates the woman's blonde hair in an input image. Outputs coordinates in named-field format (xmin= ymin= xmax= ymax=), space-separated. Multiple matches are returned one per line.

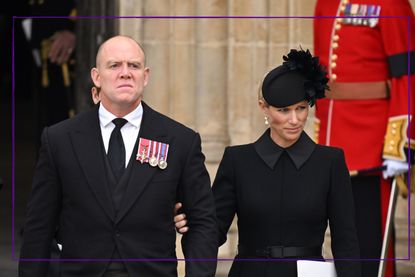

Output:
xmin=257 ymin=71 xmax=269 ymax=104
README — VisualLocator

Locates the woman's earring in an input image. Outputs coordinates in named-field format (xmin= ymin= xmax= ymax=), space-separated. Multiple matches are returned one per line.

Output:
xmin=264 ymin=116 xmax=269 ymax=125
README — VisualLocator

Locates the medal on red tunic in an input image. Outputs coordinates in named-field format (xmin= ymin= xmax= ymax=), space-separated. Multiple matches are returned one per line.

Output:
xmin=367 ymin=5 xmax=381 ymax=28
xmin=136 ymin=138 xmax=150 ymax=164
xmin=343 ymin=4 xmax=381 ymax=28
xmin=158 ymin=143 xmax=169 ymax=170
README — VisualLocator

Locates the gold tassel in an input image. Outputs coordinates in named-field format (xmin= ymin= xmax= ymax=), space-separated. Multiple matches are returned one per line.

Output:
xmin=61 ymin=63 xmax=71 ymax=87
xmin=41 ymin=39 xmax=50 ymax=88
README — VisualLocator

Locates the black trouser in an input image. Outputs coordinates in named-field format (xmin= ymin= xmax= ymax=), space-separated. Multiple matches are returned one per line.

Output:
xmin=48 ymin=238 xmax=61 ymax=277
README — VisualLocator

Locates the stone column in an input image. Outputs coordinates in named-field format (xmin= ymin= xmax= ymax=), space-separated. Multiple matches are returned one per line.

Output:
xmin=395 ymin=193 xmax=415 ymax=276
xmin=169 ymin=1 xmax=197 ymax=129
xmin=398 ymin=4 xmax=415 ymax=276
xmin=394 ymin=2 xmax=415 ymax=276
xmin=227 ymin=0 xmax=269 ymax=146
xmin=140 ymin=0 xmax=171 ymax=114
xmin=195 ymin=0 xmax=229 ymax=173
xmin=117 ymin=0 xmax=143 ymax=41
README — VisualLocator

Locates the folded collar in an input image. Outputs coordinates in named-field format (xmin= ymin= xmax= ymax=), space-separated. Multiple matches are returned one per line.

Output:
xmin=254 ymin=129 xmax=316 ymax=170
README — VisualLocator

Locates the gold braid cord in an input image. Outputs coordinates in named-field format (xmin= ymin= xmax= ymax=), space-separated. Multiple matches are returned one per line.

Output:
xmin=41 ymin=39 xmax=50 ymax=88
xmin=313 ymin=118 xmax=320 ymax=144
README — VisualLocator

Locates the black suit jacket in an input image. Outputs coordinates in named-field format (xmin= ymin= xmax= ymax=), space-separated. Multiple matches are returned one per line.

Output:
xmin=19 ymin=102 xmax=218 ymax=277
xmin=213 ymin=130 xmax=361 ymax=277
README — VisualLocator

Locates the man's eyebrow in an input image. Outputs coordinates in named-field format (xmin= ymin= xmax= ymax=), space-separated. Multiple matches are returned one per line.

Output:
xmin=105 ymin=60 xmax=142 ymax=64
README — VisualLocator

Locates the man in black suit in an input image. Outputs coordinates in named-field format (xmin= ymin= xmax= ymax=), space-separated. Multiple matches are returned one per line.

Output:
xmin=19 ymin=35 xmax=218 ymax=277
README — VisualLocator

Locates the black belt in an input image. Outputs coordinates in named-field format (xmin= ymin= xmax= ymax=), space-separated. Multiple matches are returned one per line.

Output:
xmin=106 ymin=261 xmax=127 ymax=271
xmin=238 ymin=245 xmax=321 ymax=258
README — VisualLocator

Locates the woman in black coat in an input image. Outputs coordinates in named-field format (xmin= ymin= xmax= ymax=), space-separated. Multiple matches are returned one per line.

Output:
xmin=176 ymin=49 xmax=361 ymax=277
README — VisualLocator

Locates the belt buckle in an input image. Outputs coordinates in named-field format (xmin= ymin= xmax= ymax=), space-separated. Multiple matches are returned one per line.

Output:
xmin=256 ymin=246 xmax=285 ymax=258
xmin=256 ymin=247 xmax=271 ymax=258
xmin=269 ymin=246 xmax=284 ymax=258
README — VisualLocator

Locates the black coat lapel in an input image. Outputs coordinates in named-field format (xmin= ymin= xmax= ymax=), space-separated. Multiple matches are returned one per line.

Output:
xmin=69 ymin=106 xmax=116 ymax=221
xmin=115 ymin=102 xmax=170 ymax=224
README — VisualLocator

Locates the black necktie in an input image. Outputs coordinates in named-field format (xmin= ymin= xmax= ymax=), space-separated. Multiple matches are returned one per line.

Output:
xmin=107 ymin=118 xmax=128 ymax=182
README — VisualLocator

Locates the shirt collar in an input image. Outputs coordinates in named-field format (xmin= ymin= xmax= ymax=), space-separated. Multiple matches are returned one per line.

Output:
xmin=254 ymin=129 xmax=316 ymax=170
xmin=99 ymin=102 xmax=143 ymax=128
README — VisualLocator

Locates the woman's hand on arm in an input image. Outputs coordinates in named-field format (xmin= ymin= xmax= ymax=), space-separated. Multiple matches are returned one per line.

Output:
xmin=174 ymin=202 xmax=189 ymax=234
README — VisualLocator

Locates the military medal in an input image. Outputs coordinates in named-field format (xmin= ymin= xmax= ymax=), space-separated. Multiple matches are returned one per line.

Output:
xmin=350 ymin=4 xmax=360 ymax=25
xmin=158 ymin=160 xmax=167 ymax=170
xmin=149 ymin=157 xmax=158 ymax=167
xmin=356 ymin=5 xmax=366 ymax=25
xmin=136 ymin=138 xmax=150 ymax=164
xmin=136 ymin=138 xmax=169 ymax=169
xmin=343 ymin=4 xmax=380 ymax=28
xmin=149 ymin=141 xmax=160 ymax=167
xmin=368 ymin=5 xmax=381 ymax=28
xmin=158 ymin=143 xmax=169 ymax=170
xmin=344 ymin=4 xmax=353 ymax=24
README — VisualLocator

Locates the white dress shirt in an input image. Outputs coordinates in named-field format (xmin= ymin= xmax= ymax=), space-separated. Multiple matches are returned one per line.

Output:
xmin=99 ymin=102 xmax=143 ymax=168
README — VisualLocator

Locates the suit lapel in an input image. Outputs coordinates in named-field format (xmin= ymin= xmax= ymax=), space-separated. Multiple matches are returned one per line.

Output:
xmin=70 ymin=106 xmax=116 ymax=221
xmin=115 ymin=102 xmax=169 ymax=224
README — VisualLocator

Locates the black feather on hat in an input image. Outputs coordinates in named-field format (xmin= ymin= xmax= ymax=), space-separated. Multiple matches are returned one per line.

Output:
xmin=262 ymin=48 xmax=329 ymax=108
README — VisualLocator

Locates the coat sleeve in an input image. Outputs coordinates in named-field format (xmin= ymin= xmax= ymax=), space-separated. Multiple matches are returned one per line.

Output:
xmin=19 ymin=128 xmax=62 ymax=277
xmin=179 ymin=133 xmax=218 ymax=277
xmin=328 ymin=149 xmax=361 ymax=277
xmin=212 ymin=147 xmax=237 ymax=247
xmin=380 ymin=0 xmax=415 ymax=163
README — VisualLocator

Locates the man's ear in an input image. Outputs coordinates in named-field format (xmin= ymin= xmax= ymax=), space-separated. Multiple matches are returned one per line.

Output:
xmin=91 ymin=67 xmax=100 ymax=88
xmin=143 ymin=67 xmax=150 ymax=87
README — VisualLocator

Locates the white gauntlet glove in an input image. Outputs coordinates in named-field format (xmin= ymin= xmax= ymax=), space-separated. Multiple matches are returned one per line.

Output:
xmin=382 ymin=159 xmax=409 ymax=179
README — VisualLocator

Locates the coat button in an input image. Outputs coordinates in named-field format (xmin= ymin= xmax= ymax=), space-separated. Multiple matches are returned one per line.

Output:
xmin=115 ymin=230 xmax=121 ymax=238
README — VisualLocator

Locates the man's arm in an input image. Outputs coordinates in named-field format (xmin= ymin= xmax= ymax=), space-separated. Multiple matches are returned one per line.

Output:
xmin=179 ymin=133 xmax=218 ymax=277
xmin=19 ymin=128 xmax=62 ymax=277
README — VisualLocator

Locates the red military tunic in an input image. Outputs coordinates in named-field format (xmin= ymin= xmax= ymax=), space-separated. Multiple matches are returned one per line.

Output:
xmin=314 ymin=1 xmax=415 ymax=277
xmin=314 ymin=0 xmax=415 ymax=171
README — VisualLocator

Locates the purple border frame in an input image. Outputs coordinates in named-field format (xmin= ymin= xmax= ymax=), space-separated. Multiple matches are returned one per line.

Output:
xmin=11 ymin=15 xmax=412 ymax=263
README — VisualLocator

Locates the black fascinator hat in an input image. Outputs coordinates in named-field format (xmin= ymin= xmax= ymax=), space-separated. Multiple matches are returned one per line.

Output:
xmin=262 ymin=48 xmax=329 ymax=108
